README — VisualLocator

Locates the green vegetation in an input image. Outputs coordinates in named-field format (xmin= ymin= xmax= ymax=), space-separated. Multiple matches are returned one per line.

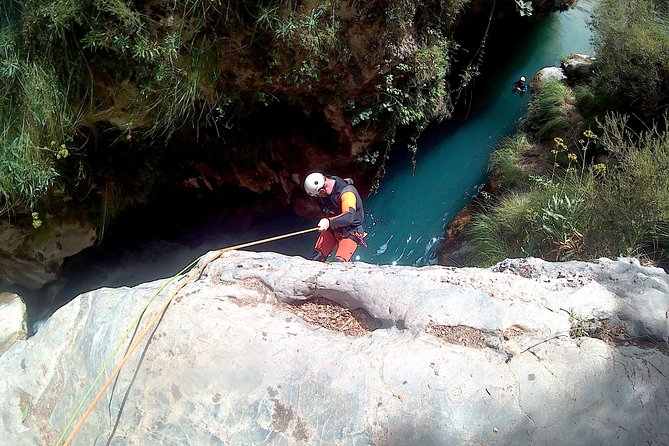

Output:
xmin=469 ymin=119 xmax=669 ymax=266
xmin=486 ymin=134 xmax=532 ymax=190
xmin=466 ymin=0 xmax=669 ymax=268
xmin=520 ymin=80 xmax=572 ymax=141
xmin=0 ymin=19 xmax=80 ymax=215
xmin=1 ymin=0 xmax=472 ymax=223
xmin=590 ymin=0 xmax=669 ymax=121
xmin=467 ymin=137 xmax=589 ymax=265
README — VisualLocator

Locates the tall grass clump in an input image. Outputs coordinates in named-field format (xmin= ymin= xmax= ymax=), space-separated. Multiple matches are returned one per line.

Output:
xmin=466 ymin=163 xmax=591 ymax=266
xmin=584 ymin=113 xmax=669 ymax=262
xmin=520 ymin=79 xmax=572 ymax=141
xmin=0 ymin=26 xmax=80 ymax=215
xmin=487 ymin=133 xmax=533 ymax=190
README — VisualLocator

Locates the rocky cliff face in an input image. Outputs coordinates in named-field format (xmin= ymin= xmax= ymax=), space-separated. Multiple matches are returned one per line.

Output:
xmin=1 ymin=252 xmax=667 ymax=445
xmin=0 ymin=0 xmax=577 ymax=292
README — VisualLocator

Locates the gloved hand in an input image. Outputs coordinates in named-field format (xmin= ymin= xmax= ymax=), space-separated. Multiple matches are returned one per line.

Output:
xmin=317 ymin=218 xmax=330 ymax=232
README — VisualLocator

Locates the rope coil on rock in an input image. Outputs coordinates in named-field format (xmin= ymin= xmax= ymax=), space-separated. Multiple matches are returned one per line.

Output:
xmin=57 ymin=227 xmax=318 ymax=446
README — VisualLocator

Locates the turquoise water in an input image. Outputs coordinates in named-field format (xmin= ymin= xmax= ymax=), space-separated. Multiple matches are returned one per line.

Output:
xmin=241 ymin=1 xmax=597 ymax=265
xmin=357 ymin=0 xmax=596 ymax=266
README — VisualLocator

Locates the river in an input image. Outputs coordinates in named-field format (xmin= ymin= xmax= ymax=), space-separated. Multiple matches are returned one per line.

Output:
xmin=27 ymin=0 xmax=596 ymax=330
xmin=359 ymin=0 xmax=596 ymax=266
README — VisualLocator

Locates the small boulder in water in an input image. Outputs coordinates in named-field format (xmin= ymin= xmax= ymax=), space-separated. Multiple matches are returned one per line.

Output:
xmin=530 ymin=66 xmax=567 ymax=92
xmin=562 ymin=54 xmax=596 ymax=80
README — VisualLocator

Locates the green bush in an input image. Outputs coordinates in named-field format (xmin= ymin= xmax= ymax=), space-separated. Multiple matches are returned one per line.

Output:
xmin=584 ymin=114 xmax=669 ymax=261
xmin=466 ymin=168 xmax=591 ymax=266
xmin=590 ymin=0 xmax=669 ymax=121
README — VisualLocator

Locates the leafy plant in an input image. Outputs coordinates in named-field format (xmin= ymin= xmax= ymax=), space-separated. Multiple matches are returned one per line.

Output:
xmin=590 ymin=0 xmax=669 ymax=121
xmin=515 ymin=0 xmax=534 ymax=17
xmin=568 ymin=311 xmax=594 ymax=338
xmin=539 ymin=192 xmax=585 ymax=260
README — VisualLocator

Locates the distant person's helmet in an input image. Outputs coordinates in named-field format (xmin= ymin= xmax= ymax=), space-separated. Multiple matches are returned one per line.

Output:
xmin=304 ymin=172 xmax=327 ymax=197
xmin=520 ymin=76 xmax=526 ymax=82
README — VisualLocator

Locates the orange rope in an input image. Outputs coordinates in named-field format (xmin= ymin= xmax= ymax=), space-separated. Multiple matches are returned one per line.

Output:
xmin=60 ymin=227 xmax=317 ymax=446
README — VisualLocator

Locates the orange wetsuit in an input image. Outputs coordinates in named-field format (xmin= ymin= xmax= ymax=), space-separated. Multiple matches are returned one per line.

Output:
xmin=312 ymin=176 xmax=365 ymax=262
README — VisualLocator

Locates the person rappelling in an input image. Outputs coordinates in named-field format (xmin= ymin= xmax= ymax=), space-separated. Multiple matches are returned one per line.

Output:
xmin=303 ymin=172 xmax=367 ymax=262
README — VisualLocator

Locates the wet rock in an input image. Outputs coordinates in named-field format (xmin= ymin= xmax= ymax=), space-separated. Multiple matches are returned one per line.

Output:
xmin=0 ymin=220 xmax=97 ymax=290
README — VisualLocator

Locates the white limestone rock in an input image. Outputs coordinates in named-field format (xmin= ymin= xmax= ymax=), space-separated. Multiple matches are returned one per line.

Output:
xmin=0 ymin=292 xmax=28 ymax=355
xmin=561 ymin=54 xmax=596 ymax=80
xmin=0 ymin=252 xmax=667 ymax=445
xmin=530 ymin=66 xmax=568 ymax=92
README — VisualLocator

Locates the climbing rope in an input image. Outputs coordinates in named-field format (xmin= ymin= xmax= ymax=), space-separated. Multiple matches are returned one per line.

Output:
xmin=57 ymin=226 xmax=318 ymax=446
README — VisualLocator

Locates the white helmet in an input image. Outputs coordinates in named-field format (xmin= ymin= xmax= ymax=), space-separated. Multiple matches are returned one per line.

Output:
xmin=304 ymin=172 xmax=326 ymax=197
xmin=520 ymin=76 xmax=526 ymax=82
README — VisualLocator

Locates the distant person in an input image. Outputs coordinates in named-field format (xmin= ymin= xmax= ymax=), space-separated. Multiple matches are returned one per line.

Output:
xmin=512 ymin=76 xmax=528 ymax=93
xmin=303 ymin=172 xmax=366 ymax=262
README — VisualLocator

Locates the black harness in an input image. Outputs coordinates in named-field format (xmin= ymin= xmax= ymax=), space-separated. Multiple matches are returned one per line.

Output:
xmin=318 ymin=176 xmax=365 ymax=244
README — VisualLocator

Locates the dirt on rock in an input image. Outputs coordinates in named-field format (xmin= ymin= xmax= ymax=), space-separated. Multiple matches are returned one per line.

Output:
xmin=282 ymin=297 xmax=380 ymax=337
xmin=425 ymin=322 xmax=487 ymax=348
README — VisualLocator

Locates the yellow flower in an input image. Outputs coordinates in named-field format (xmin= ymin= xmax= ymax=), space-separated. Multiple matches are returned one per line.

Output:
xmin=568 ymin=153 xmax=578 ymax=161
xmin=594 ymin=163 xmax=607 ymax=176
xmin=56 ymin=148 xmax=69 ymax=159
xmin=583 ymin=129 xmax=597 ymax=139
xmin=31 ymin=212 xmax=42 ymax=229
xmin=553 ymin=136 xmax=568 ymax=151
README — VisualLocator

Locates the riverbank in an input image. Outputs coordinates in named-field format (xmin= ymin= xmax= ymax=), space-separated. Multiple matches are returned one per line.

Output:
xmin=452 ymin=0 xmax=669 ymax=270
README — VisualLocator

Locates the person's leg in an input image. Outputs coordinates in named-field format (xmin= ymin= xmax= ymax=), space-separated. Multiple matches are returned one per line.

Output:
xmin=333 ymin=237 xmax=358 ymax=262
xmin=312 ymin=230 xmax=336 ymax=261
